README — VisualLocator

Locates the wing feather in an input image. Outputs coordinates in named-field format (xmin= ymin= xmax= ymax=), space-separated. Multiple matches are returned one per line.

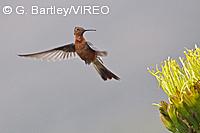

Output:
xmin=18 ymin=43 xmax=75 ymax=61
xmin=86 ymin=42 xmax=108 ymax=57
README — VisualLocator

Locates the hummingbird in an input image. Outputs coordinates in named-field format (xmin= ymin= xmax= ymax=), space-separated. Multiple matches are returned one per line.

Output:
xmin=18 ymin=27 xmax=120 ymax=81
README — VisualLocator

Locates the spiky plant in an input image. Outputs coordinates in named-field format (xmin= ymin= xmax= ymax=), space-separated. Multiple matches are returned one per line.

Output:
xmin=148 ymin=45 xmax=200 ymax=133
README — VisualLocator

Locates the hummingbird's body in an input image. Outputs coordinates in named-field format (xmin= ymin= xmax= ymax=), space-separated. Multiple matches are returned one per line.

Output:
xmin=19 ymin=27 xmax=120 ymax=81
xmin=74 ymin=35 xmax=95 ymax=64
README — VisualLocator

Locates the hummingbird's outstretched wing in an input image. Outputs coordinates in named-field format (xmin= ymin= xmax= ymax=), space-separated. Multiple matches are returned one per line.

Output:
xmin=18 ymin=43 xmax=76 ymax=61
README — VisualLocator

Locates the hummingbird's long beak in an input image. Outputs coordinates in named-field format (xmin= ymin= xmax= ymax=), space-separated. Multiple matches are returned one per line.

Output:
xmin=84 ymin=29 xmax=96 ymax=32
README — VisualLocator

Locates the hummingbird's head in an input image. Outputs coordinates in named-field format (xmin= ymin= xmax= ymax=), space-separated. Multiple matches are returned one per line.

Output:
xmin=74 ymin=27 xmax=96 ymax=36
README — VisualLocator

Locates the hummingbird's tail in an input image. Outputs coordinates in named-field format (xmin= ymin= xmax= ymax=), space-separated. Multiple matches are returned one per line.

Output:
xmin=92 ymin=58 xmax=120 ymax=81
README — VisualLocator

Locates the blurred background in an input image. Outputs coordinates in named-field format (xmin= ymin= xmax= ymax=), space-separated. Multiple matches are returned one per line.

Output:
xmin=1 ymin=0 xmax=200 ymax=133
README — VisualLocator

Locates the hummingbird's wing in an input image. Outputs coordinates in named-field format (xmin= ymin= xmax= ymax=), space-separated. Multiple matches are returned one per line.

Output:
xmin=87 ymin=42 xmax=108 ymax=57
xmin=87 ymin=42 xmax=99 ymax=51
xmin=18 ymin=43 xmax=76 ymax=61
